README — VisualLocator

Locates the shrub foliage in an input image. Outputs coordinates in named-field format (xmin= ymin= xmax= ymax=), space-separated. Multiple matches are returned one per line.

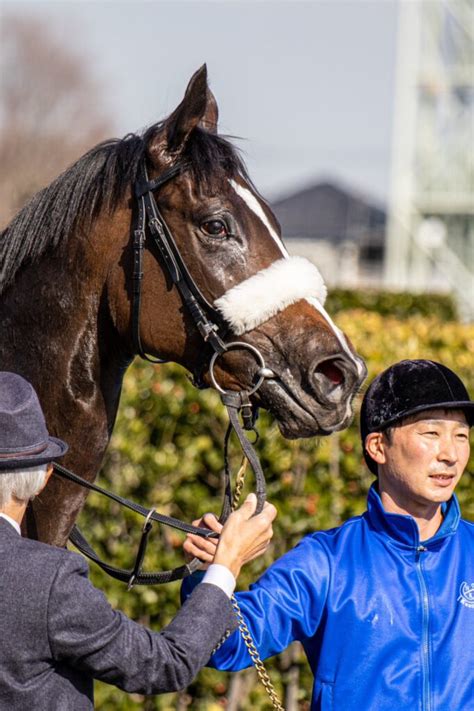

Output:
xmin=326 ymin=289 xmax=457 ymax=320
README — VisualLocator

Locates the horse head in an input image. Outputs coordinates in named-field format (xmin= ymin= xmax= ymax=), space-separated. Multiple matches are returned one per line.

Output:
xmin=0 ymin=66 xmax=366 ymax=544
xmin=106 ymin=65 xmax=366 ymax=437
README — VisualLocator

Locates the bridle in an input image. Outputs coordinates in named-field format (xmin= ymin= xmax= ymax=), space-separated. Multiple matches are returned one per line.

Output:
xmin=132 ymin=158 xmax=273 ymax=400
xmin=55 ymin=156 xmax=274 ymax=586
xmin=131 ymin=155 xmax=273 ymax=498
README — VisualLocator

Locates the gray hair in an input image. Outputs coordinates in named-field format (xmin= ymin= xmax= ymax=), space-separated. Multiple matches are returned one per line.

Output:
xmin=0 ymin=464 xmax=49 ymax=508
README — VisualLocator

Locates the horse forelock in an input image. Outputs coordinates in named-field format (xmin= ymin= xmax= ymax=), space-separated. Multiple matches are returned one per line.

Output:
xmin=0 ymin=120 xmax=248 ymax=296
xmin=177 ymin=127 xmax=249 ymax=190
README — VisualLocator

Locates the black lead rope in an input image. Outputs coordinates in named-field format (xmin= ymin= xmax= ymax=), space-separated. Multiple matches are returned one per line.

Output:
xmin=55 ymin=463 xmax=216 ymax=586
xmin=55 ymin=395 xmax=266 ymax=587
xmin=220 ymin=393 xmax=266 ymax=517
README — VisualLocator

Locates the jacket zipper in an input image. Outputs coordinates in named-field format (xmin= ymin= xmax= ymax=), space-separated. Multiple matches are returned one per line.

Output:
xmin=416 ymin=545 xmax=431 ymax=711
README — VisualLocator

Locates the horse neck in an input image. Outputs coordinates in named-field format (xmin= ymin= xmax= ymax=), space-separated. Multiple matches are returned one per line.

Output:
xmin=0 ymin=217 xmax=135 ymax=545
xmin=1 ymin=218 xmax=133 ymax=544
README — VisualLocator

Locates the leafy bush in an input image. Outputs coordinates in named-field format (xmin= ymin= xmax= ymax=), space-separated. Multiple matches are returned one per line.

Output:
xmin=76 ymin=311 xmax=473 ymax=710
xmin=326 ymin=289 xmax=457 ymax=320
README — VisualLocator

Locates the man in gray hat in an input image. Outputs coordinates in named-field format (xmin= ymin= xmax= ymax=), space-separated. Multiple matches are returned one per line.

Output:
xmin=0 ymin=371 xmax=276 ymax=710
xmin=183 ymin=359 xmax=473 ymax=711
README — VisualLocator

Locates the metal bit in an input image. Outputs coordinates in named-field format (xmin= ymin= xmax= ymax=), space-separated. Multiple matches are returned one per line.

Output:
xmin=257 ymin=367 xmax=275 ymax=379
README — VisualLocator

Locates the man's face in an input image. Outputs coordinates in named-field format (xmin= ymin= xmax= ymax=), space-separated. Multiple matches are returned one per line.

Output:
xmin=377 ymin=409 xmax=470 ymax=508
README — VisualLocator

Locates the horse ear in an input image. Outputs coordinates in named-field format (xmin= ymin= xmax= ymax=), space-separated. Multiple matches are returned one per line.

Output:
xmin=201 ymin=85 xmax=219 ymax=134
xmin=166 ymin=64 xmax=218 ymax=152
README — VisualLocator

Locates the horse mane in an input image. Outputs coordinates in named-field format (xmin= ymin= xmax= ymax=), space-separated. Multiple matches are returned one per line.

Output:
xmin=0 ymin=122 xmax=248 ymax=296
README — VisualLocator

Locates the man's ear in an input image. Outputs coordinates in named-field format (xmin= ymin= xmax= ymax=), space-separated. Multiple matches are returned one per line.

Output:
xmin=42 ymin=463 xmax=54 ymax=491
xmin=365 ymin=432 xmax=387 ymax=466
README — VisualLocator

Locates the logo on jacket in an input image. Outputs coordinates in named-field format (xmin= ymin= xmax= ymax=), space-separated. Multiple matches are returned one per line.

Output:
xmin=458 ymin=582 xmax=474 ymax=609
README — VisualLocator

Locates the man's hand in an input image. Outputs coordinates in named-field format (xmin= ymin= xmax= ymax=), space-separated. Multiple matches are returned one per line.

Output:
xmin=183 ymin=494 xmax=276 ymax=579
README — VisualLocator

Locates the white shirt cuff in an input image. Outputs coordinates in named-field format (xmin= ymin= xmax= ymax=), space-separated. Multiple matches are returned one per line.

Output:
xmin=201 ymin=564 xmax=236 ymax=598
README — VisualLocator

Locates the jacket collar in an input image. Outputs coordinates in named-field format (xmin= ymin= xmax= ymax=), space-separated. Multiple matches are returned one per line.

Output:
xmin=0 ymin=513 xmax=21 ymax=535
xmin=366 ymin=483 xmax=460 ymax=548
xmin=0 ymin=515 xmax=22 ymax=539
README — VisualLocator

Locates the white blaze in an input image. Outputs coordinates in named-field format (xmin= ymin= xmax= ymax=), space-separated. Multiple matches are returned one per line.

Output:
xmin=229 ymin=179 xmax=288 ymax=257
xmin=305 ymin=297 xmax=365 ymax=378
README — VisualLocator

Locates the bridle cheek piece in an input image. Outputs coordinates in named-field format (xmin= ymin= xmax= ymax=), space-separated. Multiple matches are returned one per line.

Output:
xmin=56 ymin=158 xmax=273 ymax=588
xmin=132 ymin=159 xmax=227 ymax=364
xmin=131 ymin=155 xmax=274 ymax=499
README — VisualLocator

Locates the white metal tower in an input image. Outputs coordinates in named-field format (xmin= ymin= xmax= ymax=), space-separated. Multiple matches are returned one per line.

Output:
xmin=385 ymin=0 xmax=473 ymax=320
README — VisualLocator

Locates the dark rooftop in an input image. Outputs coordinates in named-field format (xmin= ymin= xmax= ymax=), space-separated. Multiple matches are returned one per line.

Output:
xmin=271 ymin=179 xmax=386 ymax=245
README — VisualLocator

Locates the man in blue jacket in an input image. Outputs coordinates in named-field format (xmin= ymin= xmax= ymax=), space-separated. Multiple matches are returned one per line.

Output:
xmin=183 ymin=359 xmax=473 ymax=711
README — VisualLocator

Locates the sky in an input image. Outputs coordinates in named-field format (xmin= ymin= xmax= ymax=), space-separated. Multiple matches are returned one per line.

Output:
xmin=2 ymin=0 xmax=399 ymax=204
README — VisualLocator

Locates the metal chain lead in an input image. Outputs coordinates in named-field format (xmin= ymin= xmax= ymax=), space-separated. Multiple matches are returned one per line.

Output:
xmin=232 ymin=457 xmax=248 ymax=511
xmin=230 ymin=456 xmax=285 ymax=711
xmin=230 ymin=596 xmax=285 ymax=711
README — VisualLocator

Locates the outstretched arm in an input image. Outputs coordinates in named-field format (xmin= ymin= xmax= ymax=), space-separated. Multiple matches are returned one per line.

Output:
xmin=47 ymin=494 xmax=276 ymax=694
xmin=182 ymin=533 xmax=331 ymax=671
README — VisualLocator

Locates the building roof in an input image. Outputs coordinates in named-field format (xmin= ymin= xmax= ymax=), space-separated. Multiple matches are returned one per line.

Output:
xmin=271 ymin=179 xmax=386 ymax=245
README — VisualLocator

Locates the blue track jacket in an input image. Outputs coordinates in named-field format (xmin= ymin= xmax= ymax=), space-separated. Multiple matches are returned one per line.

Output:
xmin=182 ymin=485 xmax=474 ymax=710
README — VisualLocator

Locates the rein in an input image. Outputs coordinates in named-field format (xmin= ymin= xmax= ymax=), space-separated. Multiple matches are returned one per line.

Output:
xmin=54 ymin=156 xmax=273 ymax=586
xmin=55 ymin=462 xmax=211 ymax=585
xmin=54 ymin=388 xmax=267 ymax=588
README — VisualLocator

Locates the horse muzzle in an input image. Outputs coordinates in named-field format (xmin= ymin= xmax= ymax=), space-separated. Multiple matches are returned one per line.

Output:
xmin=254 ymin=352 xmax=367 ymax=438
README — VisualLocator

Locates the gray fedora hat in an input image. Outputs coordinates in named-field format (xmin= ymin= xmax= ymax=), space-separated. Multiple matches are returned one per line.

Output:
xmin=0 ymin=372 xmax=68 ymax=471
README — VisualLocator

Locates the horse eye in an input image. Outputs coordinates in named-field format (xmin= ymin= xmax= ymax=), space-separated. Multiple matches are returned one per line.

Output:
xmin=201 ymin=219 xmax=228 ymax=238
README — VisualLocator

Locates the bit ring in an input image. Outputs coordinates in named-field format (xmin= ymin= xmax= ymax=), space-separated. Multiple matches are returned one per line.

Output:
xmin=209 ymin=342 xmax=268 ymax=396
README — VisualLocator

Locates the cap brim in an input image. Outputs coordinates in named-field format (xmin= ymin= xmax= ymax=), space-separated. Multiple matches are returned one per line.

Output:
xmin=0 ymin=436 xmax=68 ymax=471
xmin=377 ymin=401 xmax=474 ymax=431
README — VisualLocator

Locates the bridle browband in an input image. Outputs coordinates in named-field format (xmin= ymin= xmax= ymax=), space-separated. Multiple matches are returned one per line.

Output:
xmin=55 ymin=156 xmax=273 ymax=587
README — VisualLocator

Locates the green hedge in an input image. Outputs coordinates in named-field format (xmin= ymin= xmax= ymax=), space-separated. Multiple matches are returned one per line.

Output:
xmin=75 ymin=310 xmax=473 ymax=710
xmin=326 ymin=289 xmax=457 ymax=320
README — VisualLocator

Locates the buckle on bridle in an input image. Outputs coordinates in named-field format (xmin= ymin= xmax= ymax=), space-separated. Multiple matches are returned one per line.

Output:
xmin=127 ymin=507 xmax=156 ymax=591
xmin=133 ymin=229 xmax=145 ymax=247
xmin=197 ymin=321 xmax=227 ymax=354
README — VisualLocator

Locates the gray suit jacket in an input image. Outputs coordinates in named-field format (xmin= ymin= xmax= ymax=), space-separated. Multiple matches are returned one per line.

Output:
xmin=0 ymin=518 xmax=236 ymax=710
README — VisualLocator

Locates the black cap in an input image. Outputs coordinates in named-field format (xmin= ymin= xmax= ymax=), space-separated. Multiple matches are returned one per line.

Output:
xmin=360 ymin=360 xmax=473 ymax=475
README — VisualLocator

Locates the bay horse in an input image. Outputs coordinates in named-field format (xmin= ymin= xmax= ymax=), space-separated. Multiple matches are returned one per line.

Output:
xmin=0 ymin=66 xmax=366 ymax=547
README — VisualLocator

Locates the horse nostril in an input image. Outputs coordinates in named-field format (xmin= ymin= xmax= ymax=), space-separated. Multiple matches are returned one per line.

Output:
xmin=314 ymin=359 xmax=344 ymax=386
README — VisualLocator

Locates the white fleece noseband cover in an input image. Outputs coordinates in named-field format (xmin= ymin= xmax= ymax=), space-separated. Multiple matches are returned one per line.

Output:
xmin=214 ymin=256 xmax=327 ymax=336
